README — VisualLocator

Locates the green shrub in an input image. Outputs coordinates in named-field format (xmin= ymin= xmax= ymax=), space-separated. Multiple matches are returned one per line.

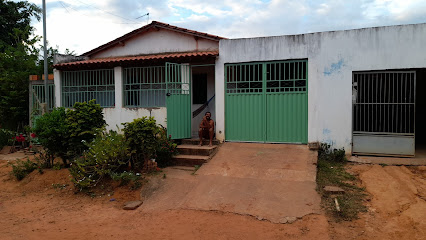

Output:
xmin=155 ymin=127 xmax=178 ymax=168
xmin=33 ymin=107 xmax=69 ymax=166
xmin=66 ymin=99 xmax=106 ymax=158
xmin=318 ymin=143 xmax=346 ymax=163
xmin=33 ymin=100 xmax=106 ymax=166
xmin=33 ymin=150 xmax=55 ymax=169
xmin=0 ymin=128 xmax=13 ymax=149
xmin=109 ymin=171 xmax=141 ymax=186
xmin=122 ymin=117 xmax=160 ymax=170
xmin=69 ymin=131 xmax=130 ymax=190
xmin=10 ymin=159 xmax=37 ymax=180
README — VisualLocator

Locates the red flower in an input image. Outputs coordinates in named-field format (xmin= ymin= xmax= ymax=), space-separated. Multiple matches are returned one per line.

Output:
xmin=156 ymin=167 xmax=161 ymax=171
xmin=15 ymin=135 xmax=25 ymax=142
xmin=31 ymin=133 xmax=36 ymax=138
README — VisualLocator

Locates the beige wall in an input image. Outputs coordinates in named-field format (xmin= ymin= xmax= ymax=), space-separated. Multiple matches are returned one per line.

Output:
xmin=91 ymin=29 xmax=219 ymax=59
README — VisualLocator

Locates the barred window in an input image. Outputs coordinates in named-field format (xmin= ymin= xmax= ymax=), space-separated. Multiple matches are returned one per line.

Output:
xmin=61 ymin=69 xmax=115 ymax=108
xmin=266 ymin=61 xmax=307 ymax=93
xmin=225 ymin=60 xmax=307 ymax=94
xmin=225 ymin=63 xmax=263 ymax=94
xmin=123 ymin=66 xmax=166 ymax=107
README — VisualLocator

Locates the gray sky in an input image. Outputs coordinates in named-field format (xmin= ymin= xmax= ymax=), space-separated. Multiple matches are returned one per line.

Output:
xmin=23 ymin=0 xmax=426 ymax=55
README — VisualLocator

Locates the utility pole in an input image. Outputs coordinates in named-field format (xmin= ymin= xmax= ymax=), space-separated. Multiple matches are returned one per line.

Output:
xmin=42 ymin=0 xmax=49 ymax=110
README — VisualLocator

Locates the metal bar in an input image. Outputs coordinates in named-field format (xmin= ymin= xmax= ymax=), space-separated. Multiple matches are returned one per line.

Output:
xmin=353 ymin=131 xmax=415 ymax=136
xmin=404 ymin=73 xmax=407 ymax=133
xmin=362 ymin=74 xmax=365 ymax=132
xmin=355 ymin=103 xmax=414 ymax=105
xmin=392 ymin=73 xmax=394 ymax=133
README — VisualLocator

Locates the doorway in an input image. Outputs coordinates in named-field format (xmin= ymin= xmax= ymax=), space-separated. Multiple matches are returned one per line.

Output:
xmin=191 ymin=66 xmax=216 ymax=138
xmin=352 ymin=68 xmax=426 ymax=157
xmin=415 ymin=69 xmax=426 ymax=157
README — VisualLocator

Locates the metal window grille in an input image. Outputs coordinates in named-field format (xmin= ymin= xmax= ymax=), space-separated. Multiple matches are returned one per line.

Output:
xmin=226 ymin=63 xmax=263 ymax=94
xmin=166 ymin=63 xmax=191 ymax=95
xmin=61 ymin=69 xmax=115 ymax=108
xmin=353 ymin=72 xmax=415 ymax=135
xmin=225 ymin=60 xmax=307 ymax=94
xmin=123 ymin=66 xmax=166 ymax=107
xmin=266 ymin=61 xmax=307 ymax=93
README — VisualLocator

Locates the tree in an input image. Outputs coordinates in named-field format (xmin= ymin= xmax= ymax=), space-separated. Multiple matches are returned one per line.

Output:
xmin=0 ymin=0 xmax=41 ymax=130
xmin=0 ymin=0 xmax=41 ymax=49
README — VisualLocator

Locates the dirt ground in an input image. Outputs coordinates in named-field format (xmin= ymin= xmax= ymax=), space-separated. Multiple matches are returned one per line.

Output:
xmin=0 ymin=154 xmax=425 ymax=240
xmin=329 ymin=164 xmax=426 ymax=240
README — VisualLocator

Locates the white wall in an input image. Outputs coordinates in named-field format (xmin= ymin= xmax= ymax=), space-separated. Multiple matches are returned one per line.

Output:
xmin=92 ymin=28 xmax=219 ymax=59
xmin=215 ymin=23 xmax=426 ymax=151
xmin=53 ymin=69 xmax=61 ymax=107
xmin=103 ymin=107 xmax=167 ymax=131
xmin=54 ymin=66 xmax=168 ymax=131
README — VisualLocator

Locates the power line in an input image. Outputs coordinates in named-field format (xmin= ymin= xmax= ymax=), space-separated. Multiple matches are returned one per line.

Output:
xmin=59 ymin=1 xmax=71 ymax=14
xmin=70 ymin=0 xmax=143 ymax=24
xmin=136 ymin=13 xmax=150 ymax=24
xmin=58 ymin=1 xmax=142 ymax=25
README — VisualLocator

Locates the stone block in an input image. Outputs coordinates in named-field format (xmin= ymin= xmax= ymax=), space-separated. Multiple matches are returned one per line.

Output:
xmin=123 ymin=200 xmax=143 ymax=210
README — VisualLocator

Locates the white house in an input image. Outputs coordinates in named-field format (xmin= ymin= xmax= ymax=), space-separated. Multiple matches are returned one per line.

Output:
xmin=54 ymin=21 xmax=222 ymax=139
xmin=54 ymin=21 xmax=426 ymax=157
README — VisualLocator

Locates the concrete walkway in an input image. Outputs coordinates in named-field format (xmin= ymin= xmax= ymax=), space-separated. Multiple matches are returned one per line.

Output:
xmin=140 ymin=143 xmax=321 ymax=223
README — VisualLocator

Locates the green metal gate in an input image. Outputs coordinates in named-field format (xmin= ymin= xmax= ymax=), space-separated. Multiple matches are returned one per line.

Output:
xmin=166 ymin=63 xmax=192 ymax=139
xmin=225 ymin=60 xmax=308 ymax=143
xmin=30 ymin=84 xmax=55 ymax=127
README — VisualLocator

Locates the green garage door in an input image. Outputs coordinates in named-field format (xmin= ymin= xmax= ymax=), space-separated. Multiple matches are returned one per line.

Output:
xmin=225 ymin=60 xmax=308 ymax=143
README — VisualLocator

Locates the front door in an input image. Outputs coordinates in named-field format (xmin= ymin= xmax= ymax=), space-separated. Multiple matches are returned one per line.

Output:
xmin=166 ymin=63 xmax=192 ymax=139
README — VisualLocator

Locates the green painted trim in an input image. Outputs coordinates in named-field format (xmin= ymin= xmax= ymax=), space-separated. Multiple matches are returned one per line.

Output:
xmin=61 ymin=69 xmax=115 ymax=108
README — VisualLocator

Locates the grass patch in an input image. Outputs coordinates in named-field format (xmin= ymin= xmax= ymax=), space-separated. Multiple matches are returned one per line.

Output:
xmin=191 ymin=165 xmax=201 ymax=175
xmin=316 ymin=143 xmax=367 ymax=221
xmin=9 ymin=158 xmax=37 ymax=180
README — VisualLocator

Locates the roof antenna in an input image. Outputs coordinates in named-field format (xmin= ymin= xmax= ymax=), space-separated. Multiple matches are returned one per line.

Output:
xmin=136 ymin=13 xmax=149 ymax=24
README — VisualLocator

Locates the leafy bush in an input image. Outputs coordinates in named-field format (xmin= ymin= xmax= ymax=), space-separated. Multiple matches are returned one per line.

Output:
xmin=10 ymin=159 xmax=37 ymax=180
xmin=69 ymin=131 xmax=130 ymax=190
xmin=33 ymin=149 xmax=55 ymax=169
xmin=109 ymin=171 xmax=141 ymax=186
xmin=33 ymin=100 xmax=106 ymax=166
xmin=0 ymin=128 xmax=14 ymax=149
xmin=155 ymin=127 xmax=178 ymax=168
xmin=33 ymin=107 xmax=69 ymax=166
xmin=122 ymin=117 xmax=160 ymax=170
xmin=318 ymin=143 xmax=346 ymax=163
xmin=66 ymin=99 xmax=106 ymax=158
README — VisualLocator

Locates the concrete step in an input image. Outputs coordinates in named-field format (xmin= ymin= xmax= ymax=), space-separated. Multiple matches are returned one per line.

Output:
xmin=177 ymin=144 xmax=218 ymax=156
xmin=171 ymin=154 xmax=210 ymax=167
xmin=181 ymin=139 xmax=220 ymax=146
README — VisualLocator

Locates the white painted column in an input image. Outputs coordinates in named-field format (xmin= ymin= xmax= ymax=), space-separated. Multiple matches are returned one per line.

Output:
xmin=53 ymin=69 xmax=61 ymax=107
xmin=114 ymin=66 xmax=123 ymax=108
xmin=215 ymin=60 xmax=225 ymax=142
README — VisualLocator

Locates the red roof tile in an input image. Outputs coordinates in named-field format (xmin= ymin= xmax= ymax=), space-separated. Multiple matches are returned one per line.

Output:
xmin=54 ymin=51 xmax=218 ymax=68
xmin=82 ymin=21 xmax=226 ymax=57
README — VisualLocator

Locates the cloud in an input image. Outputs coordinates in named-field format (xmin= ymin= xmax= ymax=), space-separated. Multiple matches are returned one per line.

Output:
xmin=18 ymin=0 xmax=426 ymax=55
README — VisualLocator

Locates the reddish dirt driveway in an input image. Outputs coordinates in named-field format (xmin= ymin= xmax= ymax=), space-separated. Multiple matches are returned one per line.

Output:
xmin=141 ymin=143 xmax=321 ymax=223
xmin=0 ymin=146 xmax=425 ymax=240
